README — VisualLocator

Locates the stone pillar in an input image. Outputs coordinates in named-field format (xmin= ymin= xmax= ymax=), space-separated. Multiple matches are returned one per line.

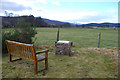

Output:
xmin=55 ymin=40 xmax=72 ymax=56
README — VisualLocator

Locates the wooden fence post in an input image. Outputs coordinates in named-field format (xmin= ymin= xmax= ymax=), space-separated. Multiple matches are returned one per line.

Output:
xmin=98 ymin=32 xmax=101 ymax=48
xmin=57 ymin=25 xmax=60 ymax=41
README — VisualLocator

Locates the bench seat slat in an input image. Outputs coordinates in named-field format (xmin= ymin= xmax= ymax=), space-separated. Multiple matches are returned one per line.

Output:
xmin=36 ymin=55 xmax=45 ymax=61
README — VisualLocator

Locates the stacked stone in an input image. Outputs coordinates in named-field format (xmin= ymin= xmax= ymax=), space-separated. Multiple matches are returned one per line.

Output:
xmin=55 ymin=40 xmax=72 ymax=56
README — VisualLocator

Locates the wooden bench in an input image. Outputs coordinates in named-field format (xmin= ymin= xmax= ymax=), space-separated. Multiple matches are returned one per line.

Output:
xmin=6 ymin=40 xmax=49 ymax=74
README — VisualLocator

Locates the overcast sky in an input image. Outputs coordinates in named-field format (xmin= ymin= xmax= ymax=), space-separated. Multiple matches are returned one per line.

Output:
xmin=0 ymin=0 xmax=119 ymax=24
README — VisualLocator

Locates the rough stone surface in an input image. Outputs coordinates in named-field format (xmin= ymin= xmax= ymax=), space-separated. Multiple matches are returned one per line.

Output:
xmin=55 ymin=41 xmax=72 ymax=56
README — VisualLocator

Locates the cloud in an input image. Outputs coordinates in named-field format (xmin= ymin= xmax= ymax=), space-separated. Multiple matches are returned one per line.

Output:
xmin=40 ymin=10 xmax=117 ymax=24
xmin=0 ymin=0 xmax=47 ymax=16
xmin=4 ymin=6 xmax=48 ymax=17
xmin=6 ymin=0 xmax=47 ymax=7
xmin=1 ymin=0 xmax=32 ymax=12
xmin=66 ymin=11 xmax=117 ymax=24
xmin=36 ymin=0 xmax=47 ymax=4
xmin=40 ymin=11 xmax=98 ymax=21
xmin=52 ymin=1 xmax=60 ymax=6
xmin=0 ymin=0 xmax=117 ymax=24
xmin=54 ymin=0 xmax=119 ymax=2
xmin=106 ymin=8 xmax=117 ymax=13
xmin=1 ymin=0 xmax=47 ymax=12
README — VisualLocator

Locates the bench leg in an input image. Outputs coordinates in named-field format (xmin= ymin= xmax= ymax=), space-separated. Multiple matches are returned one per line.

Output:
xmin=45 ymin=58 xmax=48 ymax=69
xmin=34 ymin=61 xmax=38 ymax=74
xmin=8 ymin=53 xmax=12 ymax=62
xmin=8 ymin=54 xmax=22 ymax=62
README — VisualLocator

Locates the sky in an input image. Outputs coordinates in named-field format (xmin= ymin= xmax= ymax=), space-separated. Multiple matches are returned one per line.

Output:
xmin=0 ymin=0 xmax=119 ymax=24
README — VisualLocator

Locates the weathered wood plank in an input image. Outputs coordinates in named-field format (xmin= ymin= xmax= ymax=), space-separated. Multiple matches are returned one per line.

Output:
xmin=6 ymin=40 xmax=49 ymax=74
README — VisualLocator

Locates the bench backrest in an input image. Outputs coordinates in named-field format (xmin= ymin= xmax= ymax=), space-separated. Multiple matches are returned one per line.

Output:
xmin=6 ymin=40 xmax=36 ymax=61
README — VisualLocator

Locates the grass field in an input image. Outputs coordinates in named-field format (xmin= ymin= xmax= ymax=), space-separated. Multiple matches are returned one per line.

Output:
xmin=2 ymin=28 xmax=118 ymax=78
xmin=34 ymin=28 xmax=118 ymax=47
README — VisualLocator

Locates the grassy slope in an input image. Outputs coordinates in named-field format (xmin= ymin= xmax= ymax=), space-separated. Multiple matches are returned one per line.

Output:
xmin=2 ymin=28 xmax=118 ymax=78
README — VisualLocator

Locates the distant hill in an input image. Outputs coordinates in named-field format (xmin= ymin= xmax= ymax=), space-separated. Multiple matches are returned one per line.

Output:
xmin=42 ymin=18 xmax=69 ymax=25
xmin=1 ymin=15 xmax=119 ymax=28
xmin=84 ymin=23 xmax=119 ymax=27
xmin=42 ymin=18 xmax=119 ymax=27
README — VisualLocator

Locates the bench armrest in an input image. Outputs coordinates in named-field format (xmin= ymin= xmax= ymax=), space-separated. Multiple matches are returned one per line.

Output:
xmin=36 ymin=49 xmax=49 ymax=54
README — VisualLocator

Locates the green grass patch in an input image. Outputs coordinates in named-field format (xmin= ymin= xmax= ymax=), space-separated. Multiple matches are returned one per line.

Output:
xmin=2 ymin=28 xmax=118 ymax=78
xmin=2 ymin=47 xmax=118 ymax=78
xmin=34 ymin=28 xmax=118 ymax=47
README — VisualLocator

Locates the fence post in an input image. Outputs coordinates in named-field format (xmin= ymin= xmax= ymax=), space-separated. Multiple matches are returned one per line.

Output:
xmin=57 ymin=25 xmax=60 ymax=41
xmin=98 ymin=32 xmax=101 ymax=48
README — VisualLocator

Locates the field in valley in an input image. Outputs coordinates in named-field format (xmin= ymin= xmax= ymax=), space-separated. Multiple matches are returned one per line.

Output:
xmin=2 ymin=28 xmax=118 ymax=78
xmin=34 ymin=28 xmax=118 ymax=47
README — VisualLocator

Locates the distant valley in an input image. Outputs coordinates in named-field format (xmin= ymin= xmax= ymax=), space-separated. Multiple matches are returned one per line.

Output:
xmin=1 ymin=15 xmax=119 ymax=28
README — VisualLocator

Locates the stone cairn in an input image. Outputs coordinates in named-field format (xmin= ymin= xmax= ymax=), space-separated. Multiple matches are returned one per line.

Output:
xmin=55 ymin=40 xmax=72 ymax=56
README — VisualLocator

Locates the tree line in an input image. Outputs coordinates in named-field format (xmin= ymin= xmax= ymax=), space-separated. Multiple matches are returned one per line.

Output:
xmin=2 ymin=15 xmax=74 ymax=28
